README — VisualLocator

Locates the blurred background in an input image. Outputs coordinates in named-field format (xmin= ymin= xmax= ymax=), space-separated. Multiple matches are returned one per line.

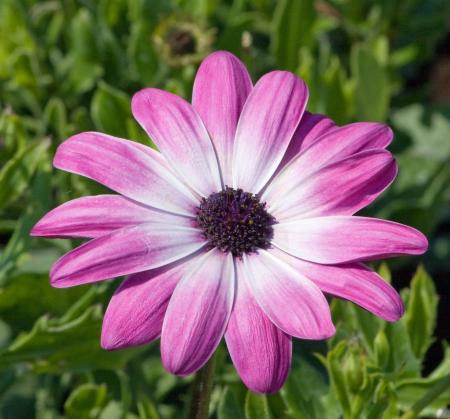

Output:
xmin=0 ymin=0 xmax=449 ymax=418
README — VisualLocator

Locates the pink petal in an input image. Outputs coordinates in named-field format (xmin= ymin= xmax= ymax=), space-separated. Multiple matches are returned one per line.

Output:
xmin=266 ymin=150 xmax=397 ymax=221
xmin=278 ymin=111 xmax=336 ymax=170
xmin=31 ymin=195 xmax=195 ymax=239
xmin=225 ymin=261 xmax=291 ymax=393
xmin=243 ymin=250 xmax=335 ymax=339
xmin=161 ymin=249 xmax=234 ymax=375
xmin=271 ymin=248 xmax=404 ymax=321
xmin=54 ymin=133 xmax=198 ymax=217
xmin=271 ymin=122 xmax=393 ymax=188
xmin=232 ymin=71 xmax=308 ymax=193
xmin=50 ymin=224 xmax=206 ymax=288
xmin=192 ymin=51 xmax=252 ymax=185
xmin=273 ymin=216 xmax=428 ymax=264
xmin=101 ymin=255 xmax=200 ymax=350
xmin=132 ymin=88 xmax=222 ymax=196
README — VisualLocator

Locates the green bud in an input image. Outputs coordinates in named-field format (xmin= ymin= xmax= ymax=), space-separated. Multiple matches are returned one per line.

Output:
xmin=346 ymin=348 xmax=365 ymax=393
xmin=374 ymin=329 xmax=389 ymax=368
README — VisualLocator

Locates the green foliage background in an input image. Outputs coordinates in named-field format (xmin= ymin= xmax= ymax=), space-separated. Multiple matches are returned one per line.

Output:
xmin=0 ymin=0 xmax=449 ymax=418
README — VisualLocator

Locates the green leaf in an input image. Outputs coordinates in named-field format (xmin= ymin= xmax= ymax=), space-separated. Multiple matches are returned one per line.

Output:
xmin=404 ymin=266 xmax=438 ymax=359
xmin=0 ymin=138 xmax=50 ymax=211
xmin=351 ymin=43 xmax=389 ymax=121
xmin=272 ymin=0 xmax=315 ymax=71
xmin=280 ymin=357 xmax=328 ymax=419
xmin=245 ymin=391 xmax=271 ymax=419
xmin=218 ymin=386 xmax=245 ymax=419
xmin=91 ymin=81 xmax=131 ymax=138
xmin=64 ymin=383 xmax=108 ymax=419
xmin=0 ymin=305 xmax=144 ymax=373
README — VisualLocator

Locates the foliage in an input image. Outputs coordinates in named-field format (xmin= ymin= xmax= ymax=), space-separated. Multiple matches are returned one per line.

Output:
xmin=0 ymin=0 xmax=449 ymax=418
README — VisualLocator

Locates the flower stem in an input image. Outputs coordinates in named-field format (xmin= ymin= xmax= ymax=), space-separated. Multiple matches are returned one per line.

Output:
xmin=188 ymin=354 xmax=216 ymax=419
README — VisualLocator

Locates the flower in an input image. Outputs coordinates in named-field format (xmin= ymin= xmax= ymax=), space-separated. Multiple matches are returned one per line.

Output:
xmin=31 ymin=51 xmax=428 ymax=394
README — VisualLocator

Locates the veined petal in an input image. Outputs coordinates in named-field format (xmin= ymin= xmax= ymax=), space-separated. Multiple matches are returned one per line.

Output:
xmin=266 ymin=150 xmax=397 ymax=221
xmin=50 ymin=223 xmax=206 ymax=288
xmin=273 ymin=216 xmax=428 ymax=264
xmin=272 ymin=248 xmax=404 ymax=321
xmin=232 ymin=71 xmax=308 ymax=193
xmin=192 ymin=51 xmax=252 ymax=185
xmin=278 ymin=111 xmax=336 ymax=170
xmin=132 ymin=88 xmax=222 ymax=196
xmin=161 ymin=249 xmax=234 ymax=375
xmin=54 ymin=133 xmax=198 ymax=217
xmin=101 ymin=254 xmax=200 ymax=350
xmin=268 ymin=122 xmax=393 ymax=190
xmin=243 ymin=250 xmax=335 ymax=339
xmin=31 ymin=195 xmax=195 ymax=239
xmin=225 ymin=260 xmax=291 ymax=393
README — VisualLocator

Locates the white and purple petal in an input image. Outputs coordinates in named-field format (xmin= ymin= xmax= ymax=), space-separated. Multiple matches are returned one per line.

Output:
xmin=192 ymin=51 xmax=252 ymax=185
xmin=225 ymin=260 xmax=291 ymax=393
xmin=232 ymin=71 xmax=308 ymax=193
xmin=273 ymin=216 xmax=428 ymax=264
xmin=31 ymin=195 xmax=194 ymax=239
xmin=101 ymin=255 xmax=200 ymax=350
xmin=50 ymin=223 xmax=206 ymax=288
xmin=132 ymin=88 xmax=222 ymax=196
xmin=54 ymin=133 xmax=198 ymax=216
xmin=271 ymin=248 xmax=404 ymax=321
xmin=243 ymin=250 xmax=335 ymax=339
xmin=265 ymin=150 xmax=397 ymax=221
xmin=161 ymin=249 xmax=234 ymax=375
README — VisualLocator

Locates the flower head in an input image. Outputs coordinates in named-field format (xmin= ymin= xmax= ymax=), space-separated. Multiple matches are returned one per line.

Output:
xmin=31 ymin=51 xmax=427 ymax=393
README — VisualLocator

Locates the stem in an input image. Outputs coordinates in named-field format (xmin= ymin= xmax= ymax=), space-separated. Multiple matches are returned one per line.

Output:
xmin=188 ymin=354 xmax=216 ymax=419
xmin=399 ymin=373 xmax=450 ymax=419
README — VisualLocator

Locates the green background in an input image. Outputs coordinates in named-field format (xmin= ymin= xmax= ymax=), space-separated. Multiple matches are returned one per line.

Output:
xmin=0 ymin=0 xmax=449 ymax=418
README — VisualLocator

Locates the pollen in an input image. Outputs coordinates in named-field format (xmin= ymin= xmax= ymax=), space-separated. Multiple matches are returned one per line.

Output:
xmin=196 ymin=187 xmax=276 ymax=257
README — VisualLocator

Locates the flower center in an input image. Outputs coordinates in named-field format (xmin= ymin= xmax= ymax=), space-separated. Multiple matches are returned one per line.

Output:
xmin=196 ymin=187 xmax=276 ymax=257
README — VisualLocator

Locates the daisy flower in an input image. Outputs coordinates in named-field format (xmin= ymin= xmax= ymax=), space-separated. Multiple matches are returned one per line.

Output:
xmin=31 ymin=51 xmax=427 ymax=393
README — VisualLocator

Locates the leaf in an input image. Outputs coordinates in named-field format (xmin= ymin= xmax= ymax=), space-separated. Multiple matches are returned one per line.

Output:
xmin=218 ymin=386 xmax=245 ymax=419
xmin=280 ymin=357 xmax=328 ymax=419
xmin=91 ymin=81 xmax=131 ymax=138
xmin=0 ymin=305 xmax=144 ymax=373
xmin=0 ymin=138 xmax=50 ymax=210
xmin=64 ymin=383 xmax=108 ymax=419
xmin=272 ymin=0 xmax=315 ymax=71
xmin=404 ymin=266 xmax=438 ymax=359
xmin=351 ymin=43 xmax=389 ymax=122
xmin=245 ymin=391 xmax=271 ymax=419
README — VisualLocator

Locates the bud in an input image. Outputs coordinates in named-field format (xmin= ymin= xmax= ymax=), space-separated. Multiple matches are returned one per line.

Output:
xmin=374 ymin=329 xmax=389 ymax=368
xmin=153 ymin=16 xmax=215 ymax=67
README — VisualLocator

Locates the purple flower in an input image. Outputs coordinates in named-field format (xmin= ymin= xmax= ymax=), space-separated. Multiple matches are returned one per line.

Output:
xmin=31 ymin=51 xmax=427 ymax=393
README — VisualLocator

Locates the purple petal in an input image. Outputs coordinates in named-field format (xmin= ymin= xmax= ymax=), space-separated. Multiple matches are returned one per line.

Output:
xmin=132 ymin=88 xmax=222 ymax=196
xmin=243 ymin=250 xmax=335 ymax=339
xmin=54 ymin=133 xmax=198 ymax=217
xmin=271 ymin=248 xmax=404 ymax=321
xmin=278 ymin=111 xmax=336 ymax=170
xmin=265 ymin=150 xmax=397 ymax=221
xmin=192 ymin=51 xmax=252 ymax=185
xmin=225 ymin=261 xmax=291 ymax=393
xmin=272 ymin=122 xmax=393 ymax=185
xmin=273 ymin=216 xmax=428 ymax=264
xmin=232 ymin=71 xmax=308 ymax=193
xmin=101 ymin=255 xmax=200 ymax=350
xmin=161 ymin=249 xmax=234 ymax=375
xmin=50 ymin=224 xmax=206 ymax=288
xmin=31 ymin=195 xmax=195 ymax=239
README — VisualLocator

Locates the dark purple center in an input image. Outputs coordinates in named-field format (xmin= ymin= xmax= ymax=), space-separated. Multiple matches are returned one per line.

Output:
xmin=196 ymin=187 xmax=276 ymax=257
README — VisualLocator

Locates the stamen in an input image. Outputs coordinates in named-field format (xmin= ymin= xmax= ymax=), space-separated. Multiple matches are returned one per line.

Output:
xmin=196 ymin=187 xmax=276 ymax=257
